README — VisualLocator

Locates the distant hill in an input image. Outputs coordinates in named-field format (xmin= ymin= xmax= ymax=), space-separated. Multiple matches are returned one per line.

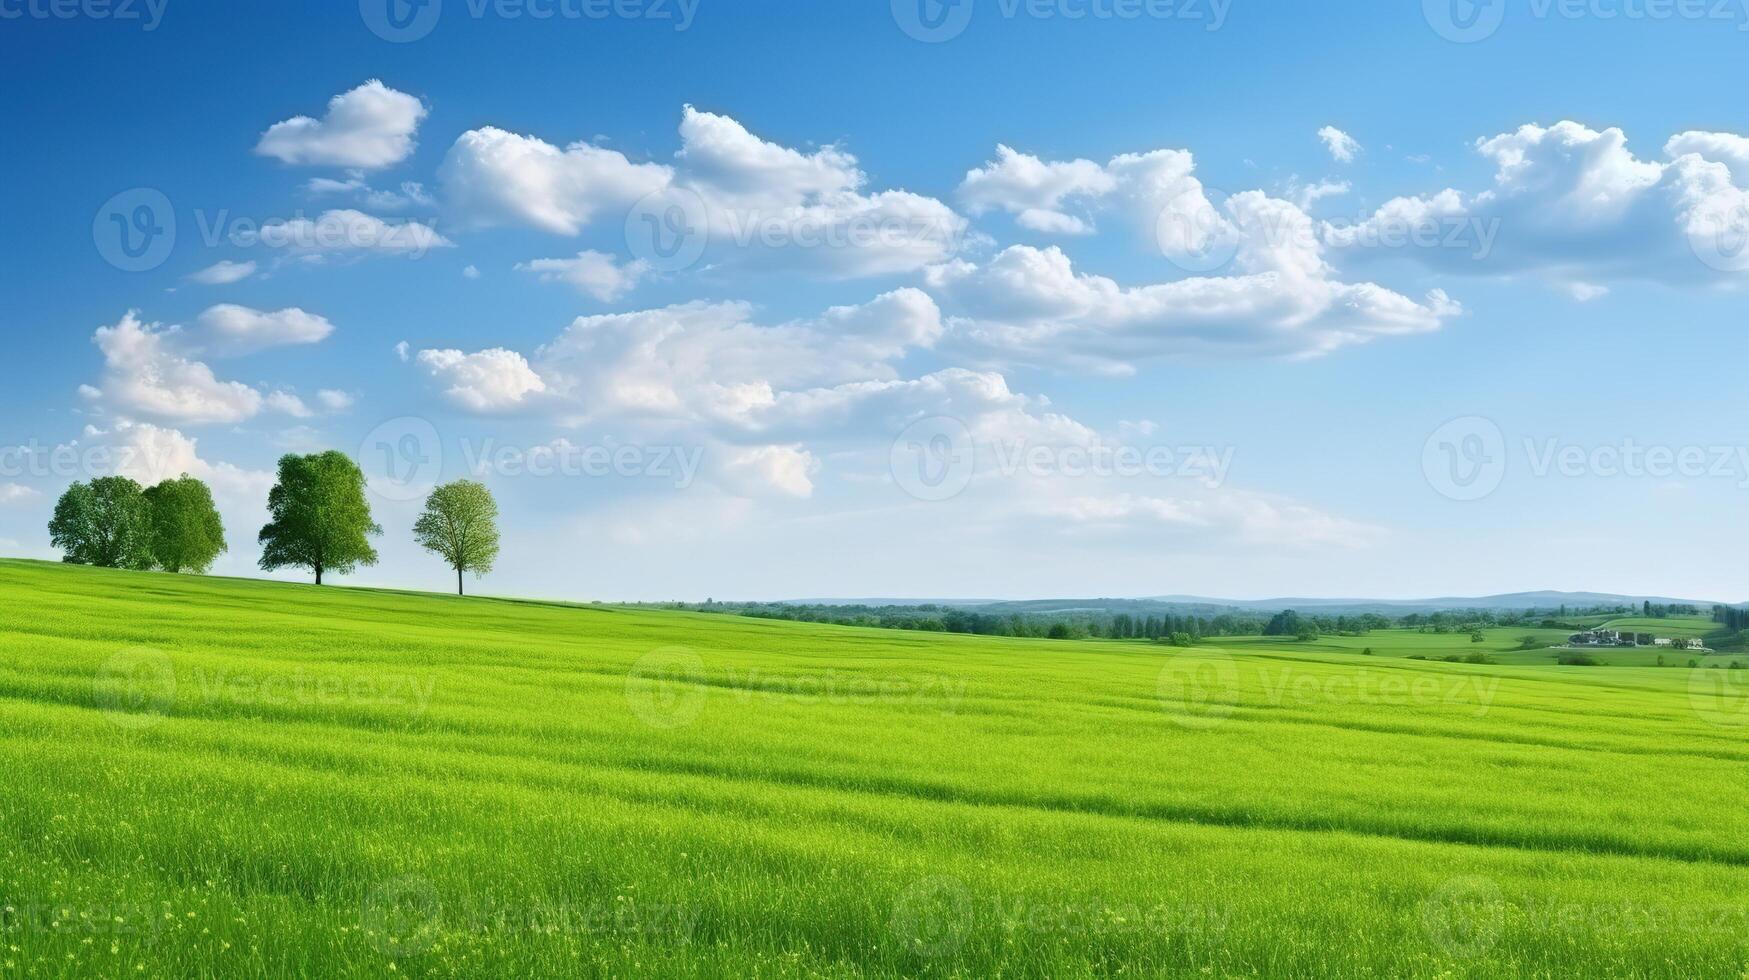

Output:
xmin=780 ymin=591 xmax=1733 ymax=617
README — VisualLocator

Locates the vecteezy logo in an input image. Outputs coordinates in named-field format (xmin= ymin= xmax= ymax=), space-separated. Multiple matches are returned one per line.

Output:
xmin=890 ymin=416 xmax=975 ymax=502
xmin=892 ymin=0 xmax=975 ymax=42
xmin=1686 ymin=200 xmax=1749 ymax=274
xmin=625 ymin=188 xmax=709 ymax=273
xmin=360 ymin=417 xmax=443 ymax=503
xmin=1156 ymin=652 xmax=1240 ymax=730
xmin=1422 ymin=416 xmax=1506 ymax=501
xmin=624 ymin=647 xmax=708 ymax=730
xmin=93 ymin=189 xmax=175 ymax=272
xmin=1423 ymin=0 xmax=1506 ymax=42
xmin=889 ymin=877 xmax=974 ymax=958
xmin=1420 ymin=876 xmax=1506 ymax=958
xmin=94 ymin=647 xmax=177 ymax=730
xmin=360 ymin=877 xmax=443 ymax=956
xmin=1688 ymin=666 xmax=1749 ymax=728
xmin=1154 ymin=185 xmax=1239 ymax=274
xmin=360 ymin=0 xmax=443 ymax=42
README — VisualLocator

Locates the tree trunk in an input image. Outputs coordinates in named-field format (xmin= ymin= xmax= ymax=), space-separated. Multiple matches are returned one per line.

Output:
xmin=457 ymin=565 xmax=464 ymax=596
xmin=315 ymin=564 xmax=323 ymax=586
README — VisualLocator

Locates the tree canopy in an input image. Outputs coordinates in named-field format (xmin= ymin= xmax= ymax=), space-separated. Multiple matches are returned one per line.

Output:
xmin=142 ymin=475 xmax=227 ymax=573
xmin=48 ymin=476 xmax=154 ymax=570
xmin=258 ymin=451 xmax=381 ymax=585
xmin=413 ymin=479 xmax=501 ymax=595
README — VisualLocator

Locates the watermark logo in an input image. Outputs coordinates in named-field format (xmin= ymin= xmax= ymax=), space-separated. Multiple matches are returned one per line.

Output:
xmin=891 ymin=416 xmax=976 ymax=502
xmin=889 ymin=876 xmax=975 ymax=957
xmin=894 ymin=0 xmax=1231 ymax=42
xmin=93 ymin=647 xmax=176 ymax=730
xmin=1155 ymin=185 xmax=1239 ymax=274
xmin=1155 ymin=651 xmax=1240 ymax=730
xmin=360 ymin=0 xmax=444 ymax=41
xmin=361 ymin=416 xmax=444 ymax=503
xmin=1420 ymin=876 xmax=1506 ymax=957
xmin=892 ymin=0 xmax=976 ymax=41
xmin=625 ymin=188 xmax=709 ymax=273
xmin=1423 ymin=0 xmax=1507 ymax=41
xmin=93 ymin=188 xmax=175 ymax=272
xmin=625 ymin=646 xmax=708 ymax=729
xmin=361 ymin=876 xmax=443 ymax=956
xmin=1687 ymin=198 xmax=1749 ymax=273
xmin=1688 ymin=666 xmax=1749 ymax=727
xmin=1423 ymin=416 xmax=1507 ymax=501
xmin=0 ymin=0 xmax=168 ymax=29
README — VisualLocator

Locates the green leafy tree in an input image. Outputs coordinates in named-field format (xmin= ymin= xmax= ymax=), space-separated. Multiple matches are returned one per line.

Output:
xmin=413 ymin=480 xmax=501 ymax=595
xmin=258 ymin=452 xmax=381 ymax=585
xmin=48 ymin=476 xmax=154 ymax=569
xmin=142 ymin=475 xmax=227 ymax=573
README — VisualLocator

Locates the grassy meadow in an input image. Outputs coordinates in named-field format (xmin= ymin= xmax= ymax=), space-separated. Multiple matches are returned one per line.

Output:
xmin=6 ymin=558 xmax=1749 ymax=977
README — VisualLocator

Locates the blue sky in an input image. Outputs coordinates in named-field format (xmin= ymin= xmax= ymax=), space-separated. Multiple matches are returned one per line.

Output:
xmin=5 ymin=0 xmax=1749 ymax=601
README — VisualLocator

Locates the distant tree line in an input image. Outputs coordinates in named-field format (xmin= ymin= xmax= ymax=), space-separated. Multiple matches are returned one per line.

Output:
xmin=647 ymin=601 xmax=1644 ymax=643
xmin=47 ymin=451 xmax=500 ymax=595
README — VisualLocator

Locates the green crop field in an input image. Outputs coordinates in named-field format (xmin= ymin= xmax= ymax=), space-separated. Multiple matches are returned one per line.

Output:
xmin=8 ymin=558 xmax=1749 ymax=978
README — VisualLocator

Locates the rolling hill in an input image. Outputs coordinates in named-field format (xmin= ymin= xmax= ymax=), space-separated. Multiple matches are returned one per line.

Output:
xmin=4 ymin=558 xmax=1749 ymax=977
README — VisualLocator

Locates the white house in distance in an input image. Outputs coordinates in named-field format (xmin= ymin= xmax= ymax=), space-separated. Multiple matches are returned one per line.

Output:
xmin=1568 ymin=629 xmax=1703 ymax=651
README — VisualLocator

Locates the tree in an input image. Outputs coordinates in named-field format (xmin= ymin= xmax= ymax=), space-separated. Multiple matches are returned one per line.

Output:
xmin=142 ymin=475 xmax=227 ymax=573
xmin=413 ymin=480 xmax=501 ymax=596
xmin=48 ymin=476 xmax=153 ymax=569
xmin=258 ymin=452 xmax=381 ymax=585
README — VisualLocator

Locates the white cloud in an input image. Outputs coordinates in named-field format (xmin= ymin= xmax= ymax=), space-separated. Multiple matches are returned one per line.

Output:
xmin=186 ymin=260 xmax=258 ymax=285
xmin=517 ymin=250 xmax=650 ymax=301
xmin=307 ymin=173 xmax=434 ymax=210
xmin=929 ymin=237 xmax=1458 ymax=372
xmin=1318 ymin=126 xmax=1362 ymax=164
xmin=197 ymin=304 xmax=335 ymax=354
xmin=256 ymin=80 xmax=427 ymax=169
xmin=1036 ymin=490 xmax=1379 ymax=548
xmin=316 ymin=389 xmax=355 ymax=412
xmin=525 ymin=288 xmax=944 ymax=428
xmin=719 ymin=445 xmax=819 ymax=499
xmin=264 ymin=390 xmax=313 ymax=418
xmin=0 ymin=484 xmax=39 ymax=505
xmin=462 ymin=264 xmax=481 ymax=279
xmin=415 ymin=348 xmax=548 ymax=412
xmin=440 ymin=107 xmax=966 ymax=277
xmin=438 ymin=126 xmax=671 ymax=235
xmin=257 ymin=209 xmax=452 ymax=257
xmin=957 ymin=144 xmax=1116 ymax=234
xmin=92 ymin=311 xmax=263 ymax=425
xmin=1326 ymin=120 xmax=1749 ymax=287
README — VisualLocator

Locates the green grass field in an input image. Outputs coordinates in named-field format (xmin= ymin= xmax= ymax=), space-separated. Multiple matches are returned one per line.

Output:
xmin=7 ymin=558 xmax=1749 ymax=977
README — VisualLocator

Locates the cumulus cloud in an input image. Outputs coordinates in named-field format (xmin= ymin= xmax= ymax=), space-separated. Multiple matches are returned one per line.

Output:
xmin=316 ymin=389 xmax=355 ymax=412
xmin=719 ymin=445 xmax=820 ymax=499
xmin=0 ymin=484 xmax=39 ymax=505
xmin=197 ymin=304 xmax=335 ymax=354
xmin=415 ymin=348 xmax=548 ymax=412
xmin=186 ymin=260 xmax=258 ymax=285
xmin=1318 ymin=126 xmax=1361 ymax=164
xmin=256 ymin=80 xmax=427 ymax=169
xmin=438 ymin=126 xmax=671 ymax=235
xmin=957 ymin=144 xmax=1116 ymax=234
xmin=439 ymin=107 xmax=965 ymax=277
xmin=1326 ymin=120 xmax=1749 ymax=287
xmin=517 ymin=250 xmax=650 ymax=301
xmin=256 ymin=209 xmax=452 ymax=257
xmin=929 ymin=239 xmax=1458 ymax=373
xmin=92 ymin=312 xmax=263 ymax=424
